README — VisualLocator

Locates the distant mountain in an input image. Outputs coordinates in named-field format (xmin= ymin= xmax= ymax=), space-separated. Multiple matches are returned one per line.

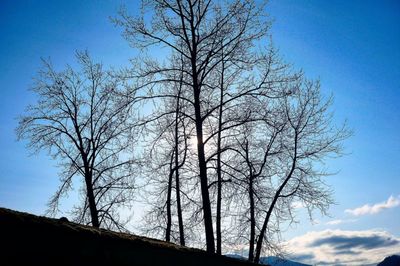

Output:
xmin=259 ymin=256 xmax=311 ymax=266
xmin=225 ymin=254 xmax=246 ymax=261
xmin=260 ymin=256 xmax=310 ymax=266
xmin=377 ymin=255 xmax=400 ymax=266
xmin=225 ymin=254 xmax=310 ymax=266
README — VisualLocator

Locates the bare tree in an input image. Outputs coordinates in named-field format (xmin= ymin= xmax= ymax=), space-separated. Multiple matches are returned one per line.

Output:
xmin=115 ymin=0 xmax=269 ymax=252
xmin=17 ymin=52 xmax=138 ymax=230
xmin=237 ymin=121 xmax=284 ymax=261
xmin=219 ymin=88 xmax=286 ymax=261
xmin=208 ymin=64 xmax=349 ymax=262
xmin=137 ymin=71 xmax=190 ymax=245
xmin=250 ymin=79 xmax=350 ymax=263
xmin=174 ymin=83 xmax=187 ymax=246
xmin=193 ymin=44 xmax=295 ymax=256
xmin=114 ymin=0 xmax=350 ymax=259
xmin=162 ymin=89 xmax=188 ymax=245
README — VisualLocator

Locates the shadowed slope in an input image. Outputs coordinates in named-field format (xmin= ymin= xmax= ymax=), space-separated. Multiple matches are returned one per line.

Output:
xmin=0 ymin=207 xmax=261 ymax=266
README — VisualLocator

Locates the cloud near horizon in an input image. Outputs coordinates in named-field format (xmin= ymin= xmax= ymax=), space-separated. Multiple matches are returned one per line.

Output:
xmin=345 ymin=195 xmax=400 ymax=216
xmin=285 ymin=229 xmax=400 ymax=265
xmin=326 ymin=219 xmax=357 ymax=226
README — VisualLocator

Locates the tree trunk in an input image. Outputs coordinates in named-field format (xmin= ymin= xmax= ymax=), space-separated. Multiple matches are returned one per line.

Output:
xmin=84 ymin=171 xmax=100 ymax=228
xmin=175 ymin=165 xmax=185 ymax=246
xmin=193 ymin=87 xmax=215 ymax=252
xmin=248 ymin=174 xmax=255 ymax=261
xmin=165 ymin=154 xmax=174 ymax=242
xmin=254 ymin=137 xmax=298 ymax=263
xmin=175 ymin=93 xmax=185 ymax=246
xmin=216 ymin=132 xmax=223 ymax=254
xmin=244 ymin=141 xmax=255 ymax=262
xmin=190 ymin=39 xmax=215 ymax=252
xmin=254 ymin=196 xmax=273 ymax=263
xmin=216 ymin=57 xmax=225 ymax=255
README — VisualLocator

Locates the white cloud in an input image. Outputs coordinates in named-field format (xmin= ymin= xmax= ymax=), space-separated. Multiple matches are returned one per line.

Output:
xmin=285 ymin=229 xmax=400 ymax=265
xmin=345 ymin=195 xmax=400 ymax=216
xmin=326 ymin=219 xmax=357 ymax=225
xmin=291 ymin=201 xmax=305 ymax=209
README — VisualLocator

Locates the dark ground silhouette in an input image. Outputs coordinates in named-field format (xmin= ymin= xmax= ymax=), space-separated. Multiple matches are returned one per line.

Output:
xmin=0 ymin=207 xmax=262 ymax=266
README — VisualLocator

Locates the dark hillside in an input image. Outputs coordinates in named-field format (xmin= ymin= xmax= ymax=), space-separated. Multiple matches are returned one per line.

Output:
xmin=377 ymin=255 xmax=400 ymax=266
xmin=0 ymin=207 xmax=261 ymax=266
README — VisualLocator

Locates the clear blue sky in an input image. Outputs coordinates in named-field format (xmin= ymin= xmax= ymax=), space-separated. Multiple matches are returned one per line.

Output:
xmin=1 ymin=1 xmax=399 ymax=264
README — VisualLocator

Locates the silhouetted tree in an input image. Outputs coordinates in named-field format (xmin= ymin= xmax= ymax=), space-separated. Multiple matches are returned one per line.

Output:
xmin=17 ymin=52 xmax=138 ymax=230
xmin=203 ymin=46 xmax=294 ymax=255
xmin=204 ymin=55 xmax=349 ymax=262
xmin=115 ymin=0 xmax=269 ymax=252
xmin=114 ymin=0 xmax=349 ymax=259
xmin=137 ymin=65 xmax=191 ymax=245
xmin=14 ymin=0 xmax=351 ymax=260
xmin=251 ymin=79 xmax=350 ymax=263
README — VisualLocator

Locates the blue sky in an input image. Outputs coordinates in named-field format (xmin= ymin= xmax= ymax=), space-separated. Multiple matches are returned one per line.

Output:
xmin=0 ymin=1 xmax=399 ymax=264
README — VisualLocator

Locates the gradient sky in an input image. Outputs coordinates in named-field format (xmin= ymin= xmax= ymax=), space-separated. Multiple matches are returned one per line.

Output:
xmin=1 ymin=1 xmax=399 ymax=264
